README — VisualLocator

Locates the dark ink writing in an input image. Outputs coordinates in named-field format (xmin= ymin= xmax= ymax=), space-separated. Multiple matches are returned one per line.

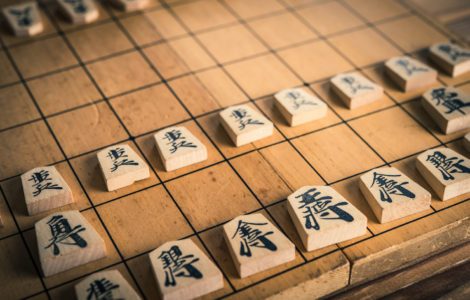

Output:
xmin=232 ymin=220 xmax=277 ymax=257
xmin=159 ymin=245 xmax=202 ymax=287
xmin=45 ymin=215 xmax=87 ymax=256
xmin=370 ymin=172 xmax=415 ymax=203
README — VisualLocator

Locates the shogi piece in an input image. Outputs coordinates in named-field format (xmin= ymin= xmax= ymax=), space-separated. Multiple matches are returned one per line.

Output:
xmin=223 ymin=213 xmax=295 ymax=278
xmin=359 ymin=167 xmax=431 ymax=223
xmin=464 ymin=132 xmax=470 ymax=153
xmin=97 ymin=144 xmax=149 ymax=191
xmin=219 ymin=105 xmax=273 ymax=147
xmin=422 ymin=87 xmax=470 ymax=134
xmin=385 ymin=56 xmax=437 ymax=92
xmin=287 ymin=186 xmax=367 ymax=251
xmin=111 ymin=0 xmax=149 ymax=11
xmin=429 ymin=42 xmax=470 ymax=77
xmin=273 ymin=88 xmax=327 ymax=126
xmin=154 ymin=126 xmax=207 ymax=172
xmin=2 ymin=2 xmax=43 ymax=37
xmin=330 ymin=72 xmax=384 ymax=109
xmin=75 ymin=270 xmax=141 ymax=300
xmin=149 ymin=239 xmax=223 ymax=300
xmin=21 ymin=166 xmax=74 ymax=216
xmin=35 ymin=210 xmax=106 ymax=277
xmin=57 ymin=0 xmax=99 ymax=24
xmin=416 ymin=148 xmax=470 ymax=200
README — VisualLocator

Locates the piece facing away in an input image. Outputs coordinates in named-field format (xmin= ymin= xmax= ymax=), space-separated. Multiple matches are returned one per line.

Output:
xmin=2 ymin=1 xmax=43 ymax=36
xmin=385 ymin=56 xmax=437 ymax=92
xmin=57 ymin=0 xmax=99 ymax=24
xmin=429 ymin=42 xmax=470 ymax=77
xmin=35 ymin=210 xmax=106 ymax=277
xmin=359 ymin=167 xmax=431 ymax=223
xmin=110 ymin=0 xmax=149 ymax=11
xmin=330 ymin=72 xmax=383 ymax=109
xmin=274 ymin=88 xmax=327 ymax=126
xmin=149 ymin=239 xmax=223 ymax=300
xmin=75 ymin=270 xmax=141 ymax=300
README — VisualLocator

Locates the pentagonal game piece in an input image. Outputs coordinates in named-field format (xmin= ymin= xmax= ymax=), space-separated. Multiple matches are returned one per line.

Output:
xmin=422 ymin=87 xmax=470 ymax=134
xmin=2 ymin=1 xmax=43 ymax=37
xmin=111 ymin=0 xmax=149 ymax=11
xmin=75 ymin=270 xmax=141 ymax=300
xmin=416 ymin=148 xmax=470 ymax=201
xmin=219 ymin=105 xmax=273 ymax=147
xmin=97 ymin=144 xmax=150 ymax=191
xmin=223 ymin=213 xmax=295 ymax=278
xmin=21 ymin=166 xmax=74 ymax=216
xmin=154 ymin=126 xmax=207 ymax=172
xmin=57 ymin=0 xmax=99 ymax=24
xmin=464 ymin=132 xmax=470 ymax=153
xmin=287 ymin=186 xmax=367 ymax=251
xmin=35 ymin=210 xmax=106 ymax=277
xmin=429 ymin=42 xmax=470 ymax=77
xmin=274 ymin=88 xmax=327 ymax=126
xmin=385 ymin=56 xmax=437 ymax=92
xmin=149 ymin=239 xmax=223 ymax=300
xmin=330 ymin=72 xmax=384 ymax=109
xmin=359 ymin=167 xmax=431 ymax=223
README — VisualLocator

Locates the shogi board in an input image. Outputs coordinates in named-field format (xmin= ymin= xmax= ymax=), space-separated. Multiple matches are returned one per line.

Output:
xmin=1 ymin=0 xmax=470 ymax=299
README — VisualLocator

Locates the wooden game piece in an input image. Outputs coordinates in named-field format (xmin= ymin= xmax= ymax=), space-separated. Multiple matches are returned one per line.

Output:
xmin=223 ymin=213 xmax=295 ymax=278
xmin=273 ymin=88 xmax=327 ymax=126
xmin=359 ymin=167 xmax=431 ymax=223
xmin=2 ymin=1 xmax=43 ymax=37
xmin=35 ymin=210 xmax=106 ymax=277
xmin=75 ymin=270 xmax=141 ymax=300
xmin=464 ymin=132 xmax=470 ymax=153
xmin=330 ymin=72 xmax=384 ymax=109
xmin=385 ymin=56 xmax=437 ymax=92
xmin=149 ymin=239 xmax=223 ymax=300
xmin=97 ymin=144 xmax=150 ymax=191
xmin=287 ymin=186 xmax=367 ymax=251
xmin=421 ymin=87 xmax=470 ymax=134
xmin=57 ymin=0 xmax=99 ymax=24
xmin=429 ymin=42 xmax=470 ymax=77
xmin=154 ymin=126 xmax=207 ymax=172
xmin=219 ymin=105 xmax=273 ymax=147
xmin=110 ymin=0 xmax=149 ymax=12
xmin=416 ymin=148 xmax=470 ymax=201
xmin=21 ymin=166 xmax=74 ymax=216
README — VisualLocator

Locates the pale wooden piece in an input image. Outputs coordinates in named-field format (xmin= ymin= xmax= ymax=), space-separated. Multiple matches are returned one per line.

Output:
xmin=223 ymin=213 xmax=295 ymax=278
xmin=464 ymin=132 xmax=470 ymax=153
xmin=97 ymin=144 xmax=150 ymax=191
xmin=21 ymin=166 xmax=74 ymax=216
xmin=273 ymin=88 xmax=327 ymax=126
xmin=110 ymin=0 xmax=149 ymax=11
xmin=287 ymin=186 xmax=367 ymax=251
xmin=359 ymin=167 xmax=431 ymax=223
xmin=35 ymin=210 xmax=106 ymax=277
xmin=154 ymin=126 xmax=207 ymax=172
xmin=429 ymin=42 xmax=470 ymax=77
xmin=422 ymin=87 xmax=470 ymax=134
xmin=149 ymin=239 xmax=223 ymax=300
xmin=385 ymin=56 xmax=437 ymax=92
xmin=219 ymin=105 xmax=273 ymax=147
xmin=2 ymin=2 xmax=43 ymax=37
xmin=330 ymin=72 xmax=384 ymax=109
xmin=416 ymin=148 xmax=470 ymax=200
xmin=75 ymin=270 xmax=141 ymax=300
xmin=57 ymin=0 xmax=99 ymax=24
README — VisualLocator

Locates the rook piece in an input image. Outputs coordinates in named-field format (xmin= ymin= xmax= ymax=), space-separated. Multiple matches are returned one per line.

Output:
xmin=274 ymin=88 xmax=327 ymax=126
xmin=2 ymin=1 xmax=43 ymax=36
xmin=359 ymin=167 xmax=431 ymax=223
xmin=57 ymin=0 xmax=99 ymax=24
xmin=416 ymin=148 xmax=470 ymax=200
xmin=385 ymin=56 xmax=437 ymax=92
xmin=223 ymin=213 xmax=295 ymax=278
xmin=149 ymin=239 xmax=223 ymax=300
xmin=154 ymin=126 xmax=207 ymax=172
xmin=429 ymin=42 xmax=470 ymax=77
xmin=464 ymin=132 xmax=470 ymax=153
xmin=35 ymin=210 xmax=106 ymax=277
xmin=75 ymin=270 xmax=141 ymax=300
xmin=111 ymin=0 xmax=149 ymax=11
xmin=21 ymin=166 xmax=74 ymax=216
xmin=330 ymin=72 xmax=383 ymax=109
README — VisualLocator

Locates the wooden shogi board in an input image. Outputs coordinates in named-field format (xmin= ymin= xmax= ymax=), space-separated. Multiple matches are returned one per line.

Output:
xmin=1 ymin=0 xmax=470 ymax=299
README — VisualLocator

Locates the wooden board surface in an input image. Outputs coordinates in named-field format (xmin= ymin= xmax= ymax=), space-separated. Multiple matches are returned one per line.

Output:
xmin=1 ymin=0 xmax=470 ymax=299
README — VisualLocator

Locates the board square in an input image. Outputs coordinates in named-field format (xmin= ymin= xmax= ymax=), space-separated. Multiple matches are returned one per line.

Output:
xmin=142 ymin=8 xmax=186 ymax=40
xmin=0 ymin=192 xmax=17 ymax=238
xmin=224 ymin=0 xmax=284 ymax=19
xmin=0 ymin=83 xmax=40 ymax=130
xmin=142 ymin=42 xmax=189 ymax=79
xmin=168 ymin=36 xmax=216 ymax=71
xmin=119 ymin=13 xmax=163 ymax=46
xmin=0 ymin=50 xmax=19 ymax=86
xmin=343 ymin=0 xmax=408 ymax=23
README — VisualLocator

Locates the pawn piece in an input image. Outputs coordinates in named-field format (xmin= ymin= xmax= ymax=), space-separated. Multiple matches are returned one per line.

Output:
xmin=35 ymin=210 xmax=106 ymax=277
xmin=149 ymin=239 xmax=223 ymax=300
xmin=154 ymin=126 xmax=207 ymax=172
xmin=2 ymin=2 xmax=43 ymax=37
xmin=274 ymin=88 xmax=327 ymax=126
xmin=97 ymin=144 xmax=150 ymax=191
xmin=219 ymin=105 xmax=273 ymax=147
xmin=429 ymin=42 xmax=470 ymax=77
xmin=421 ymin=87 xmax=470 ymax=134
xmin=57 ymin=0 xmax=99 ymax=24
xmin=416 ymin=148 xmax=470 ymax=201
xmin=287 ymin=186 xmax=367 ymax=251
xmin=330 ymin=72 xmax=384 ymax=109
xmin=75 ymin=270 xmax=141 ymax=300
xmin=385 ymin=56 xmax=437 ymax=92
xmin=359 ymin=167 xmax=431 ymax=223
xmin=223 ymin=213 xmax=295 ymax=278
xmin=464 ymin=132 xmax=470 ymax=153
xmin=21 ymin=166 xmax=74 ymax=216
xmin=111 ymin=0 xmax=149 ymax=11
